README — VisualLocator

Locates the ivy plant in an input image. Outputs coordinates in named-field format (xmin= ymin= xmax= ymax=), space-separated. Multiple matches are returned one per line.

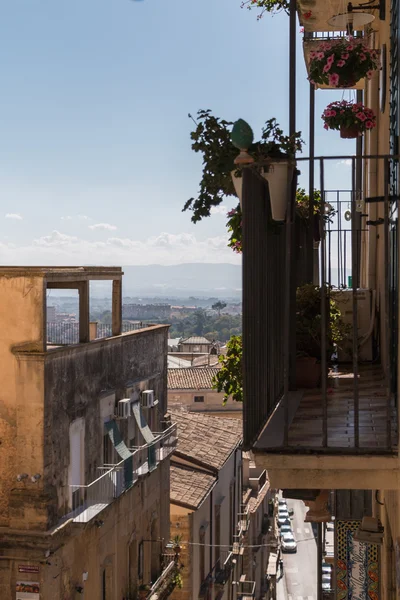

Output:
xmin=184 ymin=109 xmax=304 ymax=223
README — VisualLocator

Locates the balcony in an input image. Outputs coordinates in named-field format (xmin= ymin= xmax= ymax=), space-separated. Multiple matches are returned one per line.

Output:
xmin=69 ymin=423 xmax=177 ymax=523
xmin=146 ymin=553 xmax=181 ymax=600
xmin=241 ymin=156 xmax=399 ymax=490
xmin=47 ymin=320 xmax=150 ymax=346
xmin=198 ymin=551 xmax=234 ymax=599
xmin=236 ymin=578 xmax=256 ymax=599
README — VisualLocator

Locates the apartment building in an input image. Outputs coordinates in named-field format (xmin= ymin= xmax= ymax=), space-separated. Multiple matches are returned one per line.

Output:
xmin=0 ymin=267 xmax=178 ymax=600
xmin=238 ymin=1 xmax=400 ymax=598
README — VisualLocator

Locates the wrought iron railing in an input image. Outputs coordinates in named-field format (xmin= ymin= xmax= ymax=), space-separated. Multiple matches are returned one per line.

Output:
xmin=47 ymin=321 xmax=149 ymax=345
xmin=70 ymin=424 xmax=177 ymax=523
xmin=242 ymin=155 xmax=398 ymax=453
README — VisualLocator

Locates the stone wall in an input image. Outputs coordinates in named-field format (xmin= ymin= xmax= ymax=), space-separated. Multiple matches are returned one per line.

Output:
xmin=170 ymin=511 xmax=192 ymax=600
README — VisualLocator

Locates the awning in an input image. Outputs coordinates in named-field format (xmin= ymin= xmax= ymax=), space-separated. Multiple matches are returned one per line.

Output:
xmin=132 ymin=401 xmax=155 ymax=444
xmin=105 ymin=420 xmax=133 ymax=487
xmin=267 ymin=552 xmax=278 ymax=576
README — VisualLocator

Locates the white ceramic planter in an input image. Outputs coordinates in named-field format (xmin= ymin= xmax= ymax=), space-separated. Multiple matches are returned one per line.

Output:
xmin=231 ymin=171 xmax=242 ymax=207
xmin=262 ymin=161 xmax=294 ymax=222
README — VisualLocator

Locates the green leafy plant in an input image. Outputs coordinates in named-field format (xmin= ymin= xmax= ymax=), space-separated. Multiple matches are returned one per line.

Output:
xmin=172 ymin=572 xmax=183 ymax=589
xmin=321 ymin=100 xmax=376 ymax=135
xmin=308 ymin=37 xmax=379 ymax=88
xmin=240 ymin=0 xmax=290 ymax=18
xmin=171 ymin=534 xmax=183 ymax=547
xmin=184 ymin=110 xmax=304 ymax=223
xmin=226 ymin=189 xmax=331 ymax=254
xmin=213 ymin=335 xmax=243 ymax=403
xmin=296 ymin=284 xmax=350 ymax=360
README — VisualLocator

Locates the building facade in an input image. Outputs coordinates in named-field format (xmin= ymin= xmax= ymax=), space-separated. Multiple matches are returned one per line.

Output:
xmin=0 ymin=267 xmax=177 ymax=600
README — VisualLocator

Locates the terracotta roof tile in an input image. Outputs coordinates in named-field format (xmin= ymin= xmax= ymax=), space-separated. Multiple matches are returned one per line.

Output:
xmin=168 ymin=409 xmax=243 ymax=470
xmin=167 ymin=367 xmax=221 ymax=390
xmin=170 ymin=464 xmax=216 ymax=509
xmin=180 ymin=336 xmax=212 ymax=345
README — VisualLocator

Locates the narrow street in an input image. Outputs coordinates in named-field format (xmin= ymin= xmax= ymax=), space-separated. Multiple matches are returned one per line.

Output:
xmin=277 ymin=499 xmax=318 ymax=600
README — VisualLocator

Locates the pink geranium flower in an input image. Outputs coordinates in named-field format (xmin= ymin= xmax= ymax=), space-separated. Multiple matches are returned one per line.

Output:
xmin=324 ymin=123 xmax=329 ymax=130
xmin=337 ymin=60 xmax=345 ymax=67
xmin=367 ymin=70 xmax=374 ymax=79
xmin=323 ymin=63 xmax=331 ymax=73
xmin=365 ymin=120 xmax=375 ymax=129
xmin=316 ymin=52 xmax=325 ymax=60
xmin=341 ymin=53 xmax=349 ymax=59
xmin=359 ymin=53 xmax=366 ymax=61
xmin=329 ymin=73 xmax=339 ymax=86
xmin=356 ymin=112 xmax=367 ymax=121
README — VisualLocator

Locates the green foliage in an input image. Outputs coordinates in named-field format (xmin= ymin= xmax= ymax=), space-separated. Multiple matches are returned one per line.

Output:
xmin=296 ymin=284 xmax=349 ymax=360
xmin=240 ymin=0 xmax=290 ymax=18
xmin=226 ymin=205 xmax=242 ymax=253
xmin=184 ymin=110 xmax=304 ymax=223
xmin=172 ymin=572 xmax=183 ymax=589
xmin=211 ymin=300 xmax=227 ymax=316
xmin=295 ymin=188 xmax=336 ymax=224
xmin=171 ymin=534 xmax=183 ymax=546
xmin=169 ymin=312 xmax=242 ymax=343
xmin=213 ymin=335 xmax=243 ymax=403
xmin=321 ymin=100 xmax=376 ymax=134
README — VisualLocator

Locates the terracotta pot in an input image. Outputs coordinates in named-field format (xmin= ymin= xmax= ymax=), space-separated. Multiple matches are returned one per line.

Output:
xmin=295 ymin=356 xmax=321 ymax=389
xmin=340 ymin=125 xmax=360 ymax=139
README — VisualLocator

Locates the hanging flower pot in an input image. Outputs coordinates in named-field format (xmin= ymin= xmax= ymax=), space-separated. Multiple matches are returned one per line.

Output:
xmin=308 ymin=37 xmax=380 ymax=88
xmin=262 ymin=160 xmax=295 ymax=222
xmin=321 ymin=100 xmax=376 ymax=138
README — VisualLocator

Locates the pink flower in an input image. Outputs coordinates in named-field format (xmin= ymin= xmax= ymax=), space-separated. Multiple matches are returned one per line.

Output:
xmin=299 ymin=27 xmax=305 ymax=33
xmin=303 ymin=10 xmax=312 ymax=19
xmin=359 ymin=53 xmax=366 ymax=61
xmin=330 ymin=110 xmax=336 ymax=116
xmin=324 ymin=123 xmax=329 ymax=130
xmin=310 ymin=51 xmax=317 ymax=59
xmin=367 ymin=70 xmax=374 ymax=79
xmin=309 ymin=79 xmax=316 ymax=85
xmin=356 ymin=112 xmax=367 ymax=121
xmin=337 ymin=60 xmax=345 ymax=67
xmin=329 ymin=73 xmax=339 ymax=86
xmin=341 ymin=53 xmax=349 ymax=59
xmin=316 ymin=52 xmax=325 ymax=60
xmin=365 ymin=120 xmax=375 ymax=129
xmin=323 ymin=63 xmax=331 ymax=73
xmin=327 ymin=53 xmax=335 ymax=66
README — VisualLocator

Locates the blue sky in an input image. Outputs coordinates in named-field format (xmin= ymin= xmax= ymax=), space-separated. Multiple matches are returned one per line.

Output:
xmin=0 ymin=0 xmax=354 ymax=266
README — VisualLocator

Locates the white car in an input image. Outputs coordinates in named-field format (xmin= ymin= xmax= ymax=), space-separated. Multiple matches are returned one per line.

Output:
xmin=280 ymin=523 xmax=292 ymax=535
xmin=281 ymin=532 xmax=297 ymax=553
xmin=326 ymin=522 xmax=335 ymax=532
xmin=322 ymin=564 xmax=332 ymax=575
xmin=278 ymin=499 xmax=287 ymax=507
xmin=278 ymin=509 xmax=290 ymax=526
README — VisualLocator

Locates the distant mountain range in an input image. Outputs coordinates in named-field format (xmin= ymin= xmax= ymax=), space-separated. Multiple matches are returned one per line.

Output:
xmin=120 ymin=263 xmax=242 ymax=298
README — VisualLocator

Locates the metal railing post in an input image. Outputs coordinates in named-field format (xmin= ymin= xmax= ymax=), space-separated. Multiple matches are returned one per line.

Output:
xmin=351 ymin=157 xmax=360 ymax=448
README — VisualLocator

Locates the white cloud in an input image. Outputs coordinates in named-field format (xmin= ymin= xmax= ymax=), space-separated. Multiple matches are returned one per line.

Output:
xmin=337 ymin=159 xmax=352 ymax=166
xmin=0 ymin=231 xmax=241 ymax=266
xmin=88 ymin=223 xmax=117 ymax=231
xmin=210 ymin=205 xmax=228 ymax=215
xmin=61 ymin=216 xmax=72 ymax=220
xmin=5 ymin=213 xmax=22 ymax=220
xmin=78 ymin=214 xmax=91 ymax=220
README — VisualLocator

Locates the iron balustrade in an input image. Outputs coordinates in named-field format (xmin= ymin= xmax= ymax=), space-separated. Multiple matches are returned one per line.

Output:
xmin=70 ymin=424 xmax=177 ymax=523
xmin=242 ymin=155 xmax=399 ymax=454
xmin=47 ymin=321 xmax=149 ymax=345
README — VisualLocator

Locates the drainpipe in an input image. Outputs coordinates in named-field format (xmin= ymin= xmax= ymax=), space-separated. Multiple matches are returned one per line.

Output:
xmin=209 ymin=489 xmax=213 ymax=580
xmin=366 ymin=32 xmax=379 ymax=291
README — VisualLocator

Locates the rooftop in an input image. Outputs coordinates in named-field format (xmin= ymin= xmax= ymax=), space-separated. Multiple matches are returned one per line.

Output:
xmin=180 ymin=336 xmax=212 ymax=345
xmin=167 ymin=356 xmax=192 ymax=369
xmin=169 ymin=409 xmax=242 ymax=470
xmin=0 ymin=266 xmax=122 ymax=281
xmin=170 ymin=464 xmax=216 ymax=509
xmin=168 ymin=367 xmax=221 ymax=390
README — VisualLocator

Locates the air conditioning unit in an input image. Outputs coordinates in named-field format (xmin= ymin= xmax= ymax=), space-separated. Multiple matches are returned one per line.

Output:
xmin=330 ymin=289 xmax=374 ymax=362
xmin=118 ymin=398 xmax=131 ymax=419
xmin=141 ymin=390 xmax=155 ymax=408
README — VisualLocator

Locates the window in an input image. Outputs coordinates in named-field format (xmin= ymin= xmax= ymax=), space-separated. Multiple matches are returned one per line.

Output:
xmin=194 ymin=396 xmax=205 ymax=403
xmin=69 ymin=418 xmax=85 ymax=509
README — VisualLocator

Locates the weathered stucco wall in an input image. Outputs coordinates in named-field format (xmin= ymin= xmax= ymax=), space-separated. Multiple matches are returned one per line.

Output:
xmin=0 ymin=275 xmax=46 ymax=528
xmin=0 ymin=460 xmax=170 ymax=600
xmin=42 ymin=326 xmax=169 ymax=524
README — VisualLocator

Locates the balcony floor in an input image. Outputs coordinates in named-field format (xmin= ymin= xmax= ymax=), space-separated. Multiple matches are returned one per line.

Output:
xmin=289 ymin=365 xmax=397 ymax=450
xmin=258 ymin=365 xmax=398 ymax=452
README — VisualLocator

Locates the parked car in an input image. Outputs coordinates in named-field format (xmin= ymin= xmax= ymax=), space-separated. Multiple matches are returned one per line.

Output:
xmin=280 ymin=523 xmax=292 ymax=535
xmin=326 ymin=522 xmax=334 ymax=532
xmin=322 ymin=573 xmax=332 ymax=592
xmin=278 ymin=508 xmax=290 ymax=526
xmin=322 ymin=563 xmax=332 ymax=575
xmin=281 ymin=532 xmax=297 ymax=553
xmin=288 ymin=507 xmax=294 ymax=516
xmin=278 ymin=499 xmax=287 ymax=508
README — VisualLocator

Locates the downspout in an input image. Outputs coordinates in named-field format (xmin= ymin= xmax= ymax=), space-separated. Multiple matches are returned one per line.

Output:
xmin=366 ymin=31 xmax=379 ymax=291
xmin=209 ymin=488 xmax=213 ymax=576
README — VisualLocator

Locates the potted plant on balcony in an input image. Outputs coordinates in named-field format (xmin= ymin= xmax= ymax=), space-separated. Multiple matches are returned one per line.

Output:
xmin=308 ymin=37 xmax=379 ymax=88
xmin=321 ymin=100 xmax=377 ymax=139
xmin=295 ymin=284 xmax=349 ymax=388
xmin=171 ymin=534 xmax=183 ymax=554
xmin=184 ymin=110 xmax=303 ymax=224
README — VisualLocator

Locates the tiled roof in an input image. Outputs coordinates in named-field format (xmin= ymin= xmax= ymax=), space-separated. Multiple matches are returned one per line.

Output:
xmin=167 ymin=355 xmax=192 ymax=369
xmin=167 ymin=367 xmax=220 ymax=390
xmin=191 ymin=355 xmax=220 ymax=368
xmin=170 ymin=464 xmax=216 ymax=509
xmin=169 ymin=409 xmax=243 ymax=470
xmin=180 ymin=336 xmax=212 ymax=345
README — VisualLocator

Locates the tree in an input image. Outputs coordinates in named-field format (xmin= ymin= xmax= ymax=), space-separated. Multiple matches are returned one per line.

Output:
xmin=212 ymin=335 xmax=243 ymax=404
xmin=211 ymin=301 xmax=227 ymax=317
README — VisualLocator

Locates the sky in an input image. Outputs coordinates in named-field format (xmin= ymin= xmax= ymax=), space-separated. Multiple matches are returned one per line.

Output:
xmin=0 ymin=0 xmax=355 ymax=266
